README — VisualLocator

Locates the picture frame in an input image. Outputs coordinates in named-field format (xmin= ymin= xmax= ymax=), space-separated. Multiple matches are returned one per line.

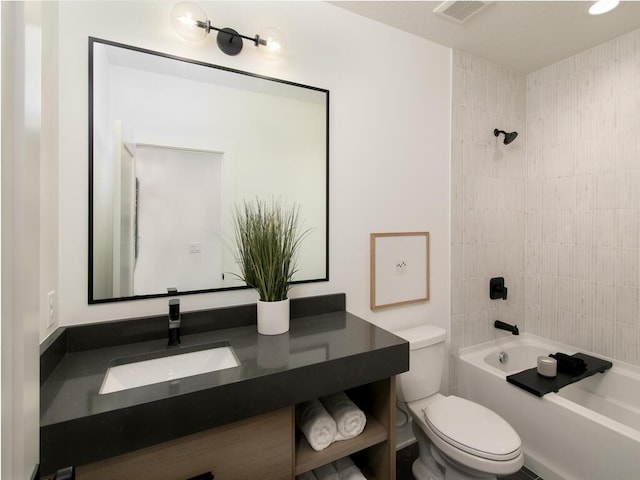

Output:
xmin=370 ymin=232 xmax=430 ymax=310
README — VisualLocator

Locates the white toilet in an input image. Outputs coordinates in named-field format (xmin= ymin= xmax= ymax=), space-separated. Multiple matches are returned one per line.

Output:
xmin=396 ymin=325 xmax=524 ymax=480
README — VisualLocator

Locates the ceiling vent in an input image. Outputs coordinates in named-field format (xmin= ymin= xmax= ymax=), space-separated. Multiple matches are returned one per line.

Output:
xmin=433 ymin=1 xmax=493 ymax=24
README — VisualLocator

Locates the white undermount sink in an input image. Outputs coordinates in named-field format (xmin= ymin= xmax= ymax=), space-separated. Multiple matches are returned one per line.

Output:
xmin=99 ymin=343 xmax=240 ymax=394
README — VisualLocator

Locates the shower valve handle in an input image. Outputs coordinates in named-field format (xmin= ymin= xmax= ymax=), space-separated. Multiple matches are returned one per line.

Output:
xmin=490 ymin=277 xmax=508 ymax=300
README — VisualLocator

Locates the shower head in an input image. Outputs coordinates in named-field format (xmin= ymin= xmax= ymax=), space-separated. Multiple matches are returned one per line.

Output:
xmin=494 ymin=129 xmax=518 ymax=145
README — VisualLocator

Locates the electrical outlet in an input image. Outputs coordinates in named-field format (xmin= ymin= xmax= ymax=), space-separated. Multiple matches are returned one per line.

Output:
xmin=189 ymin=242 xmax=202 ymax=254
xmin=46 ymin=290 xmax=56 ymax=327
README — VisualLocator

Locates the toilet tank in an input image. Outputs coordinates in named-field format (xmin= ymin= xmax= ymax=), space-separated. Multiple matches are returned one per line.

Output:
xmin=395 ymin=325 xmax=447 ymax=403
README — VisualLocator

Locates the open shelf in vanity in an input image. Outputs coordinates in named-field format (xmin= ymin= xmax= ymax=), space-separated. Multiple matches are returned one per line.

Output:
xmin=294 ymin=377 xmax=396 ymax=480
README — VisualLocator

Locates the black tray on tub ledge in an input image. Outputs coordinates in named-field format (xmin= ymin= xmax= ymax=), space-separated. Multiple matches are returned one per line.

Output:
xmin=506 ymin=352 xmax=613 ymax=397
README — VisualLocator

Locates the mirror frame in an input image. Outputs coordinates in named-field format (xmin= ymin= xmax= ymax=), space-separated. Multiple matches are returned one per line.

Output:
xmin=88 ymin=37 xmax=329 ymax=304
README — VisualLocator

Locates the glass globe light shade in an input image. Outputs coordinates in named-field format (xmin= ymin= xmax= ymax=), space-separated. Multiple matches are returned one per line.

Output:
xmin=258 ymin=27 xmax=286 ymax=62
xmin=171 ymin=2 xmax=209 ymax=41
xmin=588 ymin=0 xmax=619 ymax=15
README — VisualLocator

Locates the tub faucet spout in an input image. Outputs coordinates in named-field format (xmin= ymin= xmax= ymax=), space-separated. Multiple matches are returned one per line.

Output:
xmin=494 ymin=320 xmax=519 ymax=335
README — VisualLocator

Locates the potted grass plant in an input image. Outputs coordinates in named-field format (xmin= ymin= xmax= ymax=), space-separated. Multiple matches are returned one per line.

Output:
xmin=232 ymin=198 xmax=310 ymax=335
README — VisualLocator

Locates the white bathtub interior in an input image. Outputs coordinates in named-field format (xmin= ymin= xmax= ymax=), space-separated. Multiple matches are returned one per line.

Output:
xmin=483 ymin=344 xmax=560 ymax=373
xmin=556 ymin=366 xmax=640 ymax=432
xmin=459 ymin=333 xmax=640 ymax=480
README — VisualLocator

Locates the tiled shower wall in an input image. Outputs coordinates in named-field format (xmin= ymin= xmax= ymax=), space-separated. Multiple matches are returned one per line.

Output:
xmin=450 ymin=52 xmax=527 ymax=391
xmin=525 ymin=29 xmax=640 ymax=365
xmin=451 ymin=29 xmax=640 ymax=392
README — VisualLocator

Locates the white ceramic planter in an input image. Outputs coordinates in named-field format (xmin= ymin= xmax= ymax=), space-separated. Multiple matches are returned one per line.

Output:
xmin=256 ymin=298 xmax=290 ymax=335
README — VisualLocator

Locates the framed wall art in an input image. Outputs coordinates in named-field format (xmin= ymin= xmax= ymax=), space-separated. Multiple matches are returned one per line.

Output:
xmin=370 ymin=232 xmax=430 ymax=310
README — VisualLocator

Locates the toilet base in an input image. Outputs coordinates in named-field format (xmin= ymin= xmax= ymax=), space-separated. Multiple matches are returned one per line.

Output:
xmin=396 ymin=402 xmax=417 ymax=449
xmin=412 ymin=445 xmax=444 ymax=480
xmin=412 ymin=423 xmax=498 ymax=480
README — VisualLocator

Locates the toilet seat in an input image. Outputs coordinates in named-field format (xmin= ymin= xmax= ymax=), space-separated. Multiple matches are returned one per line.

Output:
xmin=424 ymin=396 xmax=521 ymax=461
xmin=407 ymin=395 xmax=524 ymax=476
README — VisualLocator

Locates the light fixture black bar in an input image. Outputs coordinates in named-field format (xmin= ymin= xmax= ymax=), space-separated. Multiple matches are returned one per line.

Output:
xmin=197 ymin=20 xmax=266 ymax=46
xmin=211 ymin=26 xmax=266 ymax=46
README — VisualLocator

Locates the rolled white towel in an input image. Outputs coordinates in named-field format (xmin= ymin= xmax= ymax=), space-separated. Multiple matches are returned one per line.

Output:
xmin=320 ymin=392 xmax=366 ymax=441
xmin=333 ymin=457 xmax=367 ymax=480
xmin=296 ymin=399 xmax=337 ymax=451
xmin=313 ymin=462 xmax=339 ymax=480
xmin=339 ymin=468 xmax=367 ymax=480
xmin=333 ymin=457 xmax=356 ymax=471
xmin=297 ymin=471 xmax=318 ymax=480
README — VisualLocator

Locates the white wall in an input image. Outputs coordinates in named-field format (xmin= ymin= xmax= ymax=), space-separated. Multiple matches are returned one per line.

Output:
xmin=2 ymin=1 xmax=54 ymax=477
xmin=57 ymin=2 xmax=451 ymax=356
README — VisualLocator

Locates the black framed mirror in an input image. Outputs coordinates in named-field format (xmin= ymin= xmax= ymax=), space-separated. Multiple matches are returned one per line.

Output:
xmin=89 ymin=38 xmax=329 ymax=303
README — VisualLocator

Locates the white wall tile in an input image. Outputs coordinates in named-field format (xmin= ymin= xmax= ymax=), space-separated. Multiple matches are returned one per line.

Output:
xmin=615 ymin=285 xmax=639 ymax=326
xmin=595 ymin=283 xmax=616 ymax=324
xmin=574 ymin=210 xmax=595 ymax=246
xmin=526 ymin=242 xmax=540 ymax=274
xmin=615 ymin=248 xmax=639 ymax=287
xmin=525 ymin=303 xmax=541 ymax=335
xmin=451 ymin=244 xmax=464 ymax=281
xmin=573 ymin=313 xmax=594 ymax=351
xmin=576 ymin=176 xmax=595 ymax=210
xmin=558 ymin=210 xmax=575 ymax=245
xmin=452 ymin=67 xmax=467 ymax=107
xmin=593 ymin=320 xmax=615 ymax=357
xmin=452 ymin=209 xmax=463 ymax=245
xmin=596 ymin=173 xmax=617 ymax=209
xmin=575 ymin=280 xmax=595 ymax=316
xmin=595 ymin=209 xmax=616 ymax=247
xmin=558 ymin=277 xmax=576 ymax=313
xmin=451 ymin=50 xmax=527 ymax=370
xmin=616 ymin=170 xmax=640 ymax=209
xmin=574 ymin=245 xmax=595 ymax=281
xmin=596 ymin=246 xmax=616 ymax=284
xmin=452 ymin=280 xmax=465 ymax=316
xmin=452 ymin=141 xmax=463 ymax=175
xmin=454 ymin=33 xmax=640 ymax=385
xmin=615 ymin=324 xmax=639 ymax=364
xmin=558 ymin=244 xmax=575 ymax=277
xmin=542 ymin=210 xmax=558 ymax=244
xmin=540 ymin=304 xmax=558 ymax=339
xmin=557 ymin=176 xmax=577 ymax=211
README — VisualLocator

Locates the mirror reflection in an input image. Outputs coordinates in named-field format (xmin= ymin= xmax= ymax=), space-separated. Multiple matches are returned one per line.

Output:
xmin=89 ymin=38 xmax=329 ymax=303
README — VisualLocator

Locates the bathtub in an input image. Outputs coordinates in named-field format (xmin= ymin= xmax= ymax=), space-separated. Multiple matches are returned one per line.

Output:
xmin=458 ymin=334 xmax=640 ymax=480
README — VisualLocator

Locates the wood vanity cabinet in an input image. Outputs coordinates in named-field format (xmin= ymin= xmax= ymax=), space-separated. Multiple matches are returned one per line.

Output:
xmin=74 ymin=378 xmax=396 ymax=480
xmin=75 ymin=406 xmax=293 ymax=480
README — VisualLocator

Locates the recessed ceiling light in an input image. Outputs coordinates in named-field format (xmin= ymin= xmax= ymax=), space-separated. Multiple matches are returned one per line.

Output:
xmin=589 ymin=0 xmax=620 ymax=15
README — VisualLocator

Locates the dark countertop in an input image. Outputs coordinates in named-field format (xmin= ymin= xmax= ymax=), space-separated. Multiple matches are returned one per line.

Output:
xmin=40 ymin=295 xmax=408 ymax=474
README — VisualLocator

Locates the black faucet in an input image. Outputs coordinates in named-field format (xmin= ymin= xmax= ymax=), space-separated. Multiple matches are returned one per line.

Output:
xmin=494 ymin=320 xmax=519 ymax=335
xmin=168 ymin=298 xmax=181 ymax=346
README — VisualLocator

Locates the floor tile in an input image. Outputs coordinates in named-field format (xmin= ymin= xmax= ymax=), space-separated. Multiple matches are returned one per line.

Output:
xmin=396 ymin=442 xmax=418 ymax=480
xmin=395 ymin=444 xmax=544 ymax=480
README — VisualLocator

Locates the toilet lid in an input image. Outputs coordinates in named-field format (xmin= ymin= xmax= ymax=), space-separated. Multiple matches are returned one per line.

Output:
xmin=423 ymin=396 xmax=521 ymax=460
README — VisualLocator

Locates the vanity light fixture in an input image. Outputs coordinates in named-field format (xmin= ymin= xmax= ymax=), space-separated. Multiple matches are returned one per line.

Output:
xmin=170 ymin=2 xmax=284 ymax=57
xmin=588 ymin=0 xmax=619 ymax=15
